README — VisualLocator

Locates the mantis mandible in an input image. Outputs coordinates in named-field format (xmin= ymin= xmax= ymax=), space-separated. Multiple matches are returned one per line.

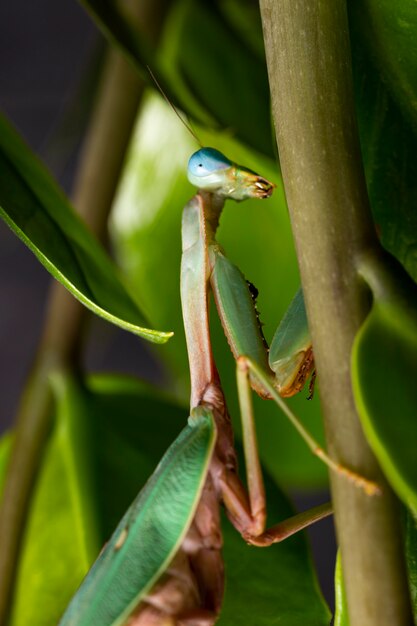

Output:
xmin=59 ymin=145 xmax=381 ymax=626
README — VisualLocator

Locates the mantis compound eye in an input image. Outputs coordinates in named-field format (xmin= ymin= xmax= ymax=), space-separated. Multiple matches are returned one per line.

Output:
xmin=188 ymin=148 xmax=232 ymax=178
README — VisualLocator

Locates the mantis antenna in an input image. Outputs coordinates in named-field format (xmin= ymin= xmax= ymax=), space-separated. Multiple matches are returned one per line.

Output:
xmin=146 ymin=65 xmax=203 ymax=147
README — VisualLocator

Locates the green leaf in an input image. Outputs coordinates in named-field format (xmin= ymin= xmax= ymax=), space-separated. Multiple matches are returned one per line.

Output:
xmin=0 ymin=113 xmax=172 ymax=344
xmin=80 ymin=0 xmax=274 ymax=157
xmin=218 ymin=476 xmax=330 ymax=626
xmin=334 ymin=552 xmax=349 ymax=626
xmin=350 ymin=7 xmax=417 ymax=511
xmin=0 ymin=432 xmax=12 ymax=497
xmin=355 ymin=0 xmax=417 ymax=133
xmin=351 ymin=261 xmax=417 ymax=511
xmin=111 ymin=94 xmax=328 ymax=488
xmin=60 ymin=403 xmax=215 ymax=626
xmin=5 ymin=375 xmax=190 ymax=626
xmin=9 ymin=375 xmax=100 ymax=626
xmin=83 ymin=375 xmax=188 ymax=535
xmin=350 ymin=4 xmax=417 ymax=283
xmin=405 ymin=508 xmax=417 ymax=619
xmin=78 ymin=0 xmax=154 ymax=79
xmin=160 ymin=0 xmax=273 ymax=156
xmin=77 ymin=0 xmax=199 ymax=129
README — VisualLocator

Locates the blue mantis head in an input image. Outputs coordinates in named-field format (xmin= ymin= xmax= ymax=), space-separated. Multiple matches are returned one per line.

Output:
xmin=188 ymin=148 xmax=232 ymax=179
xmin=187 ymin=146 xmax=275 ymax=200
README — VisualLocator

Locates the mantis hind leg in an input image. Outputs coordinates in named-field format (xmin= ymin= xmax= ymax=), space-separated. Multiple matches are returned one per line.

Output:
xmin=237 ymin=356 xmax=382 ymax=497
xmin=214 ymin=356 xmax=380 ymax=548
xmin=213 ymin=360 xmax=333 ymax=547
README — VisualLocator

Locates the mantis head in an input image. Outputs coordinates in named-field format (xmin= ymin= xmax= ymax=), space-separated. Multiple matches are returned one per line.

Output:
xmin=187 ymin=147 xmax=275 ymax=201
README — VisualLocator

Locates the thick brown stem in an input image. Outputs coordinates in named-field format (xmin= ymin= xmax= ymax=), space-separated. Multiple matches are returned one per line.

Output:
xmin=0 ymin=2 xmax=171 ymax=622
xmin=259 ymin=1 xmax=413 ymax=624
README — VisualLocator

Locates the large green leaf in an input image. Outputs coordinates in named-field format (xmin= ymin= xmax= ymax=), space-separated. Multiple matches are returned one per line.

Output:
xmin=78 ymin=0 xmax=155 ymax=81
xmin=8 ymin=375 xmax=100 ymax=626
xmin=218 ymin=478 xmax=330 ymax=626
xmin=0 ymin=113 xmax=172 ymax=344
xmin=160 ymin=0 xmax=273 ymax=156
xmin=111 ymin=93 xmax=328 ymax=488
xmin=350 ymin=3 xmax=417 ymax=284
xmin=80 ymin=0 xmax=274 ymax=157
xmin=5 ymin=373 xmax=329 ymax=625
xmin=352 ymin=260 xmax=417 ymax=512
xmin=83 ymin=376 xmax=188 ymax=535
xmin=355 ymin=0 xmax=417 ymax=134
xmin=349 ymin=3 xmax=417 ymax=513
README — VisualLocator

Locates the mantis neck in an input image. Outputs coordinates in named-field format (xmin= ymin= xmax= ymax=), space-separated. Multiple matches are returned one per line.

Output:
xmin=200 ymin=190 xmax=225 ymax=246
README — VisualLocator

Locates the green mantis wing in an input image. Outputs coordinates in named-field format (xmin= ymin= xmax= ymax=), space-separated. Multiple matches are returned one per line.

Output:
xmin=210 ymin=247 xmax=271 ymax=398
xmin=269 ymin=288 xmax=313 ymax=396
xmin=58 ymin=407 xmax=216 ymax=626
xmin=210 ymin=253 xmax=313 ymax=400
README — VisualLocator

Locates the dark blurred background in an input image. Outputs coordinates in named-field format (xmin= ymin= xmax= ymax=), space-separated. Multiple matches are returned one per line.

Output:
xmin=0 ymin=0 xmax=336 ymax=612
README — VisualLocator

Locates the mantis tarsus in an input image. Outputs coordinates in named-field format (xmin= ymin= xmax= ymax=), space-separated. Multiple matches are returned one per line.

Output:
xmin=59 ymin=146 xmax=381 ymax=626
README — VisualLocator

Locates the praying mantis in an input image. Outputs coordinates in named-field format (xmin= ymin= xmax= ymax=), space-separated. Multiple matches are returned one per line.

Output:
xmin=59 ymin=146 xmax=380 ymax=626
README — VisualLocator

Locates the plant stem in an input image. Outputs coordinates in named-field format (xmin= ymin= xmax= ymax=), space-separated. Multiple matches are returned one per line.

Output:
xmin=0 ymin=2 xmax=170 ymax=622
xmin=259 ymin=1 xmax=413 ymax=624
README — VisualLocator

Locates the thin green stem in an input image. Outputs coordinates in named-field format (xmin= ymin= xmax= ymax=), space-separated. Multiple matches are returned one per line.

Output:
xmin=259 ymin=1 xmax=413 ymax=624
xmin=0 ymin=2 xmax=171 ymax=621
